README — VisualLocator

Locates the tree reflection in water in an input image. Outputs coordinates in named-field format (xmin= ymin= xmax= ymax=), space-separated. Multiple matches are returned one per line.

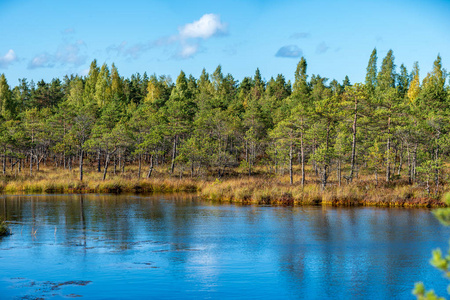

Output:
xmin=0 ymin=194 xmax=448 ymax=299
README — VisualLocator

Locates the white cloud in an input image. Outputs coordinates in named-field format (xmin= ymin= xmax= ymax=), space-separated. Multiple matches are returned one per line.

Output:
xmin=55 ymin=42 xmax=86 ymax=65
xmin=107 ymin=13 xmax=227 ymax=60
xmin=179 ymin=13 xmax=227 ymax=40
xmin=29 ymin=53 xmax=54 ymax=69
xmin=28 ymin=41 xmax=87 ymax=69
xmin=179 ymin=43 xmax=199 ymax=59
xmin=0 ymin=49 xmax=18 ymax=69
xmin=177 ymin=14 xmax=227 ymax=58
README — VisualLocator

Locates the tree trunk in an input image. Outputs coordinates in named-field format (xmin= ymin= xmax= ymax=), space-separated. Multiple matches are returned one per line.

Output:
xmin=245 ymin=139 xmax=249 ymax=165
xmin=413 ymin=143 xmax=418 ymax=181
xmin=102 ymin=153 xmax=111 ymax=181
xmin=338 ymin=160 xmax=341 ymax=186
xmin=322 ymin=167 xmax=328 ymax=191
xmin=397 ymin=142 xmax=403 ymax=176
xmin=289 ymin=140 xmax=293 ymax=185
xmin=29 ymin=152 xmax=33 ymax=176
xmin=349 ymin=96 xmax=358 ymax=182
xmin=386 ymin=116 xmax=391 ymax=182
xmin=300 ymin=130 xmax=305 ymax=187
xmin=171 ymin=135 xmax=177 ymax=174
xmin=274 ymin=148 xmax=278 ymax=175
xmin=97 ymin=149 xmax=101 ymax=173
xmin=138 ymin=154 xmax=142 ymax=179
xmin=11 ymin=159 xmax=18 ymax=172
xmin=435 ymin=131 xmax=440 ymax=193
xmin=322 ymin=121 xmax=331 ymax=190
xmin=147 ymin=155 xmax=154 ymax=178
xmin=407 ymin=144 xmax=412 ymax=184
xmin=79 ymin=149 xmax=84 ymax=181
xmin=113 ymin=154 xmax=117 ymax=175
xmin=313 ymin=143 xmax=318 ymax=177
xmin=2 ymin=151 xmax=5 ymax=175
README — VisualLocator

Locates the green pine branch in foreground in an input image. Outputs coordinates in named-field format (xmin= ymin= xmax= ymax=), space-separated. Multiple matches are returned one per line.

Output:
xmin=414 ymin=194 xmax=450 ymax=300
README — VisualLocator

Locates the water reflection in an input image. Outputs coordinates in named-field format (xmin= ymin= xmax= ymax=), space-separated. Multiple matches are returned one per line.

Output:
xmin=0 ymin=194 xmax=449 ymax=299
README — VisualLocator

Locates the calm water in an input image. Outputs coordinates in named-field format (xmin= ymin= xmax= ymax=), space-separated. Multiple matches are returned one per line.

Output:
xmin=0 ymin=194 xmax=449 ymax=299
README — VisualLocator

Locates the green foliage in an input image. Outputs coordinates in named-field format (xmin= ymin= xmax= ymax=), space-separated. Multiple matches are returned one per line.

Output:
xmin=413 ymin=282 xmax=445 ymax=300
xmin=414 ymin=193 xmax=450 ymax=299
xmin=0 ymin=51 xmax=448 ymax=191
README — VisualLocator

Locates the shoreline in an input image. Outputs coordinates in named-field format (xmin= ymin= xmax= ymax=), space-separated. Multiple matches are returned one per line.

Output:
xmin=0 ymin=175 xmax=445 ymax=208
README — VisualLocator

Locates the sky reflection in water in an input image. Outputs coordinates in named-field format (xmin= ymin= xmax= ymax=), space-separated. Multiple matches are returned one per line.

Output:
xmin=0 ymin=194 xmax=448 ymax=299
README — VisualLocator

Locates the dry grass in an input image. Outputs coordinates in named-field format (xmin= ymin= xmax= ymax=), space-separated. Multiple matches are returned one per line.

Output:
xmin=0 ymin=165 xmax=447 ymax=207
xmin=199 ymin=176 xmax=446 ymax=207
xmin=0 ymin=167 xmax=201 ymax=194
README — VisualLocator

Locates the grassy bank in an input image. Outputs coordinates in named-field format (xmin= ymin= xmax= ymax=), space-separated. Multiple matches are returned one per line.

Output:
xmin=0 ymin=177 xmax=199 ymax=194
xmin=0 ymin=167 xmax=446 ymax=207
xmin=0 ymin=168 xmax=199 ymax=194
xmin=200 ymin=177 xmax=445 ymax=207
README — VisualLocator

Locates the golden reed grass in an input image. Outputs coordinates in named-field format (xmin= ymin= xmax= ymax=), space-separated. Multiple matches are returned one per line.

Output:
xmin=0 ymin=166 xmax=446 ymax=207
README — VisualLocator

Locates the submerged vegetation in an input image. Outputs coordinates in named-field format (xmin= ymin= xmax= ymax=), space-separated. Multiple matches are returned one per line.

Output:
xmin=0 ymin=49 xmax=449 ymax=206
xmin=0 ymin=217 xmax=10 ymax=236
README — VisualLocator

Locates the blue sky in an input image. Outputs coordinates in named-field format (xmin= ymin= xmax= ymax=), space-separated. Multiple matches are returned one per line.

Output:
xmin=0 ymin=0 xmax=449 ymax=86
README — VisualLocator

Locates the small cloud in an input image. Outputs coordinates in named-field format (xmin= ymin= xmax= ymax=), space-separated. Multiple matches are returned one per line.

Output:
xmin=179 ymin=13 xmax=227 ymax=40
xmin=28 ymin=42 xmax=87 ymax=69
xmin=55 ymin=42 xmax=87 ymax=65
xmin=316 ymin=42 xmax=329 ymax=54
xmin=178 ymin=43 xmax=199 ymax=59
xmin=0 ymin=49 xmax=18 ymax=69
xmin=107 ymin=41 xmax=128 ymax=54
xmin=275 ymin=45 xmax=303 ymax=58
xmin=28 ymin=53 xmax=54 ymax=69
xmin=63 ymin=28 xmax=75 ymax=34
xmin=107 ymin=41 xmax=152 ymax=59
xmin=376 ymin=36 xmax=383 ymax=42
xmin=290 ymin=32 xmax=310 ymax=39
xmin=176 ymin=13 xmax=227 ymax=58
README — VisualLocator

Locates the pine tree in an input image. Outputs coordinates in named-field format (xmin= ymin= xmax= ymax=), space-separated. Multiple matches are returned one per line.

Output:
xmin=365 ymin=48 xmax=378 ymax=95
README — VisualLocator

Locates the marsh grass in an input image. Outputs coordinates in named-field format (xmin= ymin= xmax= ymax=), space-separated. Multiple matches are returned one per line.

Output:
xmin=0 ymin=165 xmax=446 ymax=207
xmin=199 ymin=176 xmax=445 ymax=207
xmin=0 ymin=167 xmax=201 ymax=194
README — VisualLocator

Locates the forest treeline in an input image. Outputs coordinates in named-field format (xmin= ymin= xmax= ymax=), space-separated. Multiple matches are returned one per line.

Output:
xmin=0 ymin=49 xmax=448 ymax=193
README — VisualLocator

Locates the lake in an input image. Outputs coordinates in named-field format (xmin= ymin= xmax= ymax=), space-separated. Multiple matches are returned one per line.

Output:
xmin=0 ymin=194 xmax=448 ymax=299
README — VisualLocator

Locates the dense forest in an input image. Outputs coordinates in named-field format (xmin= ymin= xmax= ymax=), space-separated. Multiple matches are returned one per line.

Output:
xmin=0 ymin=49 xmax=448 ymax=195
